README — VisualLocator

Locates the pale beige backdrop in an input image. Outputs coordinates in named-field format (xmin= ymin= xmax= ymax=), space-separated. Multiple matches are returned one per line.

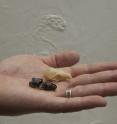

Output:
xmin=0 ymin=0 xmax=117 ymax=124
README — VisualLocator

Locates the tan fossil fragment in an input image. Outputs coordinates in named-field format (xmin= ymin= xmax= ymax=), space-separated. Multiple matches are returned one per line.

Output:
xmin=43 ymin=68 xmax=72 ymax=82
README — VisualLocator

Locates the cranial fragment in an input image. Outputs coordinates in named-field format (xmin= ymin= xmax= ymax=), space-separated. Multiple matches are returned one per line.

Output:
xmin=43 ymin=67 xmax=72 ymax=82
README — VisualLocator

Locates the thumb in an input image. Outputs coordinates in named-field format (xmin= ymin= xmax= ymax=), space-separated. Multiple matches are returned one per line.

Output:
xmin=42 ymin=51 xmax=80 ymax=68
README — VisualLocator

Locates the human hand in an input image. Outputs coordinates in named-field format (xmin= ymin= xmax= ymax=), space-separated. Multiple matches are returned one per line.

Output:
xmin=0 ymin=51 xmax=117 ymax=116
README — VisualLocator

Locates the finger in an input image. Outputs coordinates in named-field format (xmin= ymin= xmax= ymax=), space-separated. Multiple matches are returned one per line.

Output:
xmin=43 ymin=96 xmax=106 ymax=113
xmin=65 ymin=62 xmax=117 ymax=77
xmin=69 ymin=82 xmax=117 ymax=97
xmin=41 ymin=51 xmax=80 ymax=68
xmin=69 ymin=70 xmax=117 ymax=87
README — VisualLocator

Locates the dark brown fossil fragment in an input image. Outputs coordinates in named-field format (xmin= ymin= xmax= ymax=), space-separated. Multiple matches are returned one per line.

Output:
xmin=29 ymin=77 xmax=57 ymax=91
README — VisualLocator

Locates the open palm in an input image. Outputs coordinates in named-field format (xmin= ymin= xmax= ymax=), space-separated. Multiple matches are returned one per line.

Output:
xmin=0 ymin=51 xmax=117 ymax=116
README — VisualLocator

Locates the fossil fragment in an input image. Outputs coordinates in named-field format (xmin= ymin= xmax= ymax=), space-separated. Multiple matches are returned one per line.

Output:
xmin=43 ymin=68 xmax=72 ymax=82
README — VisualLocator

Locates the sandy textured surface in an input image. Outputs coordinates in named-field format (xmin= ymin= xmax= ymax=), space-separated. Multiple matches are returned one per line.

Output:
xmin=0 ymin=0 xmax=117 ymax=124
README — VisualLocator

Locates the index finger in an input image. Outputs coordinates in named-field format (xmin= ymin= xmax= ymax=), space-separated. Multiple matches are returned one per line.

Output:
xmin=65 ymin=62 xmax=117 ymax=77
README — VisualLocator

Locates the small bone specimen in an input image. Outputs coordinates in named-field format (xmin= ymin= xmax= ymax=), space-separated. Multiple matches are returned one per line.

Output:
xmin=43 ymin=68 xmax=72 ymax=82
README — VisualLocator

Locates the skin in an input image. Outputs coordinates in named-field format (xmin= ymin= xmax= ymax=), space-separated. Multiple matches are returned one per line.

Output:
xmin=0 ymin=51 xmax=117 ymax=116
